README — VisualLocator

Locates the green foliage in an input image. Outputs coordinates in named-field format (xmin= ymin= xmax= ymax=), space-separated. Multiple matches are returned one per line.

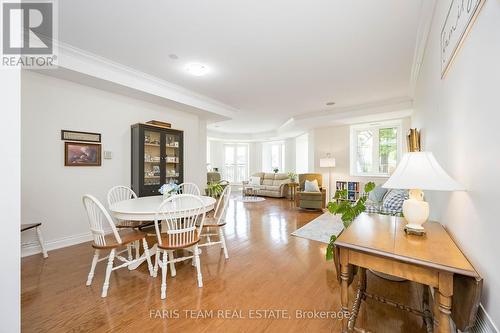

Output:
xmin=287 ymin=171 xmax=297 ymax=182
xmin=207 ymin=182 xmax=223 ymax=198
xmin=325 ymin=182 xmax=375 ymax=261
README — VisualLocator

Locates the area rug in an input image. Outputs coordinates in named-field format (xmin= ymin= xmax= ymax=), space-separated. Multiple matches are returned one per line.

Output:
xmin=291 ymin=212 xmax=344 ymax=244
xmin=236 ymin=197 xmax=266 ymax=203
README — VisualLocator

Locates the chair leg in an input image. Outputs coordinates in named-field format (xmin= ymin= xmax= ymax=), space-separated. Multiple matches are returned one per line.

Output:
xmin=135 ymin=240 xmax=140 ymax=259
xmin=101 ymin=249 xmax=115 ymax=298
xmin=168 ymin=250 xmax=176 ymax=277
xmin=194 ymin=245 xmax=203 ymax=288
xmin=142 ymin=238 xmax=154 ymax=277
xmin=127 ymin=244 xmax=133 ymax=261
xmin=35 ymin=226 xmax=48 ymax=258
xmin=153 ymin=248 xmax=160 ymax=278
xmin=219 ymin=227 xmax=229 ymax=259
xmin=86 ymin=249 xmax=100 ymax=286
xmin=161 ymin=250 xmax=168 ymax=299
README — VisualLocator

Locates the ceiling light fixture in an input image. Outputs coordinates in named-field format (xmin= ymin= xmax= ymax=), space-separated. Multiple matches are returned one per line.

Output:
xmin=185 ymin=62 xmax=210 ymax=76
xmin=326 ymin=101 xmax=336 ymax=106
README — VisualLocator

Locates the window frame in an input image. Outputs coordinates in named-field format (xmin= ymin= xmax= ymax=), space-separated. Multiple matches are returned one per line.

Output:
xmin=262 ymin=141 xmax=285 ymax=173
xmin=223 ymin=142 xmax=249 ymax=184
xmin=349 ymin=120 xmax=403 ymax=177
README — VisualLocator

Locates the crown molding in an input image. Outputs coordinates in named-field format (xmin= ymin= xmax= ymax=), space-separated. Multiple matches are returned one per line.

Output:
xmin=38 ymin=40 xmax=238 ymax=121
xmin=409 ymin=0 xmax=437 ymax=96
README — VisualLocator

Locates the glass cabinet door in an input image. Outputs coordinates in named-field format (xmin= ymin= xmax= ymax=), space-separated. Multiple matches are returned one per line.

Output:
xmin=143 ymin=129 xmax=162 ymax=187
xmin=164 ymin=132 xmax=181 ymax=184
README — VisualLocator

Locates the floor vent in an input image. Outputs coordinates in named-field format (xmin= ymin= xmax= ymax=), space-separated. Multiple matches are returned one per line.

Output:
xmin=468 ymin=305 xmax=498 ymax=333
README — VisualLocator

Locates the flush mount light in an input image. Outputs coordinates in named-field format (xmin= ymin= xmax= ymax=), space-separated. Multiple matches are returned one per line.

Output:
xmin=185 ymin=62 xmax=210 ymax=76
xmin=326 ymin=101 xmax=336 ymax=106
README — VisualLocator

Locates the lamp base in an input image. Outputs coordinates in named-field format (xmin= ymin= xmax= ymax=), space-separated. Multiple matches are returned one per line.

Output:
xmin=404 ymin=224 xmax=426 ymax=236
xmin=402 ymin=189 xmax=429 ymax=234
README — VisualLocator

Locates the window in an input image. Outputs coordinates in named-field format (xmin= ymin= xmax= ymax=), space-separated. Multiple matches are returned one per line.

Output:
xmin=350 ymin=121 xmax=402 ymax=177
xmin=262 ymin=141 xmax=285 ymax=173
xmin=223 ymin=143 xmax=248 ymax=183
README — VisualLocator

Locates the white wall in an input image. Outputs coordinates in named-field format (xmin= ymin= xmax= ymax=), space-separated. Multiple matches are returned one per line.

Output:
xmin=312 ymin=118 xmax=410 ymax=198
xmin=21 ymin=71 xmax=207 ymax=254
xmin=1 ymin=69 xmax=21 ymax=332
xmin=412 ymin=0 xmax=500 ymax=327
xmin=295 ymin=133 xmax=309 ymax=174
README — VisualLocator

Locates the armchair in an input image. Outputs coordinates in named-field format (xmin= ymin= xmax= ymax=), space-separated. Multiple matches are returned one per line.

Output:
xmin=295 ymin=173 xmax=326 ymax=210
xmin=205 ymin=172 xmax=229 ymax=197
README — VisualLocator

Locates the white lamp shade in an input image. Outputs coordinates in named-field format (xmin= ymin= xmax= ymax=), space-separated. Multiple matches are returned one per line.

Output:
xmin=320 ymin=157 xmax=336 ymax=168
xmin=383 ymin=152 xmax=464 ymax=191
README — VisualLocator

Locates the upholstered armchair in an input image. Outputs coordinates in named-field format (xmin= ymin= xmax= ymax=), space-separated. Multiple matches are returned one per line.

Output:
xmin=295 ymin=173 xmax=327 ymax=210
xmin=205 ymin=171 xmax=229 ymax=196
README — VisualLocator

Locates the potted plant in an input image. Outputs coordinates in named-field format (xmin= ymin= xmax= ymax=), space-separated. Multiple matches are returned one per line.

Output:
xmin=287 ymin=171 xmax=297 ymax=182
xmin=206 ymin=181 xmax=224 ymax=198
xmin=273 ymin=167 xmax=279 ymax=174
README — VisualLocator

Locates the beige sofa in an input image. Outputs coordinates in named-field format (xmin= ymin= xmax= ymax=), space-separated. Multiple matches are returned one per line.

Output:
xmin=247 ymin=172 xmax=291 ymax=198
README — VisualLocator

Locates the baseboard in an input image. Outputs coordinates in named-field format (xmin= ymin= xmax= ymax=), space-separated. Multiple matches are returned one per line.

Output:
xmin=21 ymin=231 xmax=93 ymax=257
xmin=468 ymin=304 xmax=499 ymax=333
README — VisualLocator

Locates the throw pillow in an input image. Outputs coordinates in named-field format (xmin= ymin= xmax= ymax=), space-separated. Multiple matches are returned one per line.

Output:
xmin=304 ymin=179 xmax=320 ymax=192
xmin=368 ymin=185 xmax=388 ymax=204
xmin=383 ymin=189 xmax=409 ymax=211
xmin=249 ymin=176 xmax=261 ymax=186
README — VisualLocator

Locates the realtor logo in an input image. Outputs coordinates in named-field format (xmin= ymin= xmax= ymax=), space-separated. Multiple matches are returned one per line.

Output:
xmin=1 ymin=0 xmax=57 ymax=68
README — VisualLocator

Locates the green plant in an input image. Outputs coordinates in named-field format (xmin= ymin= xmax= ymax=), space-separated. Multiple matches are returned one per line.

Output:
xmin=273 ymin=167 xmax=279 ymax=173
xmin=325 ymin=182 xmax=376 ymax=260
xmin=287 ymin=171 xmax=297 ymax=182
xmin=207 ymin=182 xmax=223 ymax=197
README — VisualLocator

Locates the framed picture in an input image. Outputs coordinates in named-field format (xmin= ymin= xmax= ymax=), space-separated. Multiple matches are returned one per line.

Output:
xmin=441 ymin=0 xmax=485 ymax=78
xmin=64 ymin=142 xmax=102 ymax=166
xmin=61 ymin=130 xmax=101 ymax=143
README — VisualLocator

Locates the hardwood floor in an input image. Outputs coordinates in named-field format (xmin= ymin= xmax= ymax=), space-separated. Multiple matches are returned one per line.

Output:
xmin=22 ymin=196 xmax=427 ymax=332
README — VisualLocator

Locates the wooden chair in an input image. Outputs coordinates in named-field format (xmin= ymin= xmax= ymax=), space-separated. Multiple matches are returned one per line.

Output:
xmin=178 ymin=182 xmax=201 ymax=196
xmin=82 ymin=194 xmax=154 ymax=298
xmin=152 ymin=194 xmax=206 ymax=299
xmin=198 ymin=185 xmax=231 ymax=259
xmin=21 ymin=223 xmax=48 ymax=258
xmin=107 ymin=186 xmax=154 ymax=259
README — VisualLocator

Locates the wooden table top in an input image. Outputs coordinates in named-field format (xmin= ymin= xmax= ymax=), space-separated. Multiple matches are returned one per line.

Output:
xmin=335 ymin=213 xmax=478 ymax=277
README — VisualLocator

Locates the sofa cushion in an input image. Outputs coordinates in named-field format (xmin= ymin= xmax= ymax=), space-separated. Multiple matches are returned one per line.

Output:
xmin=383 ymin=189 xmax=408 ymax=211
xmin=251 ymin=173 xmax=265 ymax=184
xmin=261 ymin=185 xmax=280 ymax=191
xmin=304 ymin=179 xmax=320 ymax=192
xmin=249 ymin=176 xmax=261 ymax=186
xmin=262 ymin=173 xmax=275 ymax=186
xmin=368 ymin=185 xmax=388 ymax=204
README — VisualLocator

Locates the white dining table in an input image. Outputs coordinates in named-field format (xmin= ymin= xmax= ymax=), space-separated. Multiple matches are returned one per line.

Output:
xmin=109 ymin=195 xmax=216 ymax=270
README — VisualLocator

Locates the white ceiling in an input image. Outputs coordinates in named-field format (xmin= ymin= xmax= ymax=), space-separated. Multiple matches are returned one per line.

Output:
xmin=59 ymin=0 xmax=423 ymax=134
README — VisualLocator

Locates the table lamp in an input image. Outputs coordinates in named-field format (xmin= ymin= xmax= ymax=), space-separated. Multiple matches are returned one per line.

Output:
xmin=383 ymin=152 xmax=464 ymax=233
xmin=320 ymin=154 xmax=336 ymax=199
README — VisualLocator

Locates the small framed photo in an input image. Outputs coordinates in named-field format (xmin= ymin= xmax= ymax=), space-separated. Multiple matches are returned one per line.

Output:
xmin=64 ymin=142 xmax=102 ymax=166
xmin=61 ymin=130 xmax=101 ymax=143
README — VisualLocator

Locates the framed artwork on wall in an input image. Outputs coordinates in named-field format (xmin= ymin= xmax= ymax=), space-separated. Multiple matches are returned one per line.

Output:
xmin=64 ymin=142 xmax=102 ymax=166
xmin=61 ymin=130 xmax=101 ymax=143
xmin=441 ymin=0 xmax=486 ymax=78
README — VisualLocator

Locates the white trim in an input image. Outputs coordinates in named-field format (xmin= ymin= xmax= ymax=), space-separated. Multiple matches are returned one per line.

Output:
xmin=21 ymin=231 xmax=93 ymax=257
xmin=409 ymin=0 xmax=437 ymax=96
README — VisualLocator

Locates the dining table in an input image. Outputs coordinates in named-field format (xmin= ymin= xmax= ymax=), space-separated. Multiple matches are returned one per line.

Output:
xmin=109 ymin=195 xmax=217 ymax=270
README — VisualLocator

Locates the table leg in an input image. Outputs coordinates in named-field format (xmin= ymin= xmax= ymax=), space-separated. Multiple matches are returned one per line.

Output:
xmin=128 ymin=244 xmax=157 ymax=270
xmin=340 ymin=249 xmax=350 ymax=333
xmin=435 ymin=272 xmax=453 ymax=333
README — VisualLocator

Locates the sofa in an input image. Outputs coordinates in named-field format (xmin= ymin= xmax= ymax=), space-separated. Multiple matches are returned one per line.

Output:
xmin=295 ymin=173 xmax=326 ymax=210
xmin=365 ymin=186 xmax=408 ymax=216
xmin=246 ymin=172 xmax=291 ymax=198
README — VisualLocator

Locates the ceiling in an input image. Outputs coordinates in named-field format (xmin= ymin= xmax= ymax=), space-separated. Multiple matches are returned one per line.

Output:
xmin=59 ymin=0 xmax=423 ymax=134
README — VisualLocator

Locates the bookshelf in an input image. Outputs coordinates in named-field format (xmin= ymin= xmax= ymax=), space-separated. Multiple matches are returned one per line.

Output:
xmin=335 ymin=181 xmax=361 ymax=203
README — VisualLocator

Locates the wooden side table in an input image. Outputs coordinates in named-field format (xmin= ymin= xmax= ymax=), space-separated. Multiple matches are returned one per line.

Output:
xmin=288 ymin=182 xmax=299 ymax=201
xmin=335 ymin=213 xmax=480 ymax=333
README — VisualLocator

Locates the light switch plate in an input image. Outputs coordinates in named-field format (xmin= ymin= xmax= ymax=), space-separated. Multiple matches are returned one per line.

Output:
xmin=103 ymin=151 xmax=113 ymax=159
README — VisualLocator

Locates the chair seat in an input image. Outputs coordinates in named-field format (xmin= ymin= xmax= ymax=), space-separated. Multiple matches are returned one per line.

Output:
xmin=21 ymin=223 xmax=42 ymax=232
xmin=92 ymin=229 xmax=147 ymax=249
xmin=201 ymin=217 xmax=225 ymax=228
xmin=157 ymin=230 xmax=200 ymax=250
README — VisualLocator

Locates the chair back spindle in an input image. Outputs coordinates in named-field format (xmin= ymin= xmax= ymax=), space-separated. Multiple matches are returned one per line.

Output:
xmin=107 ymin=185 xmax=138 ymax=208
xmin=213 ymin=185 xmax=231 ymax=224
xmin=83 ymin=195 xmax=122 ymax=246
xmin=154 ymin=194 xmax=205 ymax=248
xmin=177 ymin=183 xmax=201 ymax=196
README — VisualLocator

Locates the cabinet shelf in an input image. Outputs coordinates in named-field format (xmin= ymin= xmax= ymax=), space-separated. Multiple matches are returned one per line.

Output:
xmin=132 ymin=123 xmax=184 ymax=197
